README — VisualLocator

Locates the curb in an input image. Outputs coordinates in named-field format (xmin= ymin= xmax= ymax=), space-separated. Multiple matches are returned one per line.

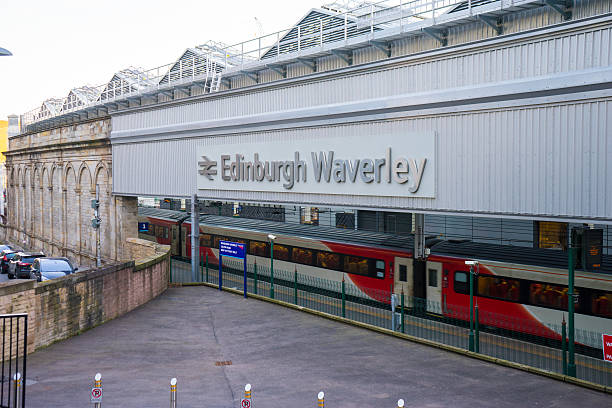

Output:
xmin=175 ymin=281 xmax=611 ymax=394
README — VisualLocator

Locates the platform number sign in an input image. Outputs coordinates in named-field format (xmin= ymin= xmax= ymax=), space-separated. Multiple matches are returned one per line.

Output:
xmin=241 ymin=398 xmax=251 ymax=408
xmin=603 ymin=334 xmax=612 ymax=363
xmin=91 ymin=387 xmax=102 ymax=403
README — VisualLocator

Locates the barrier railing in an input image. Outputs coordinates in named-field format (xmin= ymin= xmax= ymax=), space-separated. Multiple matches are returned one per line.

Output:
xmin=0 ymin=314 xmax=27 ymax=408
xmin=171 ymin=256 xmax=612 ymax=388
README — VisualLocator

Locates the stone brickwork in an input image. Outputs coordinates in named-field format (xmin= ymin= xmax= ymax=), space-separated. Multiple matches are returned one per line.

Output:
xmin=0 ymin=239 xmax=169 ymax=353
xmin=3 ymin=118 xmax=137 ymax=265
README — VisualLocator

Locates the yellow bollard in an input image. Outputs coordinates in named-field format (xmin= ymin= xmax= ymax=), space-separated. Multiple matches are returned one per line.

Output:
xmin=317 ymin=391 xmax=325 ymax=408
xmin=397 ymin=398 xmax=405 ymax=408
xmin=13 ymin=373 xmax=21 ymax=408
xmin=244 ymin=383 xmax=251 ymax=400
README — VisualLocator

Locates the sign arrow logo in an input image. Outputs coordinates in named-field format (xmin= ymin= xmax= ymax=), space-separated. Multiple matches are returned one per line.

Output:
xmin=198 ymin=155 xmax=217 ymax=180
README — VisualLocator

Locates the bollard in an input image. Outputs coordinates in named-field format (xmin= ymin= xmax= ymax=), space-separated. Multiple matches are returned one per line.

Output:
xmin=244 ymin=383 xmax=251 ymax=400
xmin=13 ymin=372 xmax=21 ymax=408
xmin=93 ymin=373 xmax=102 ymax=408
xmin=317 ymin=391 xmax=325 ymax=408
xmin=170 ymin=378 xmax=177 ymax=408
xmin=397 ymin=398 xmax=405 ymax=408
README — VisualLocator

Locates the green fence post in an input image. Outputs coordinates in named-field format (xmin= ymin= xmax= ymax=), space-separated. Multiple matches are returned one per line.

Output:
xmin=475 ymin=303 xmax=480 ymax=353
xmin=200 ymin=252 xmax=204 ymax=282
xmin=341 ymin=277 xmax=346 ymax=318
xmin=270 ymin=240 xmax=275 ymax=300
xmin=169 ymin=257 xmax=173 ymax=283
xmin=562 ymin=316 xmax=567 ymax=375
xmin=294 ymin=267 xmax=298 ymax=305
xmin=400 ymin=291 xmax=405 ymax=334
xmin=254 ymin=260 xmax=258 ymax=295
xmin=568 ymin=247 xmax=576 ymax=377
xmin=205 ymin=252 xmax=209 ymax=283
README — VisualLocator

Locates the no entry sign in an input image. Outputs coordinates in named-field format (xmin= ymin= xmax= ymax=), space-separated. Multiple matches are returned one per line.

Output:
xmin=603 ymin=334 xmax=612 ymax=362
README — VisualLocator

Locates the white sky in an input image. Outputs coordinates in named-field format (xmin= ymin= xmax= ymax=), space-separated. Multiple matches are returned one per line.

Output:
xmin=0 ymin=0 xmax=325 ymax=120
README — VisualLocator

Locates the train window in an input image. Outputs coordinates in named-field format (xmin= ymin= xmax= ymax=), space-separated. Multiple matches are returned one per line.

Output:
xmin=172 ymin=228 xmax=177 ymax=240
xmin=274 ymin=244 xmax=290 ymax=261
xmin=200 ymin=234 xmax=212 ymax=247
xmin=344 ymin=256 xmax=369 ymax=276
xmin=428 ymin=269 xmax=438 ymax=287
xmin=375 ymin=260 xmax=385 ymax=278
xmin=164 ymin=227 xmax=169 ymax=239
xmin=292 ymin=248 xmax=314 ymax=266
xmin=317 ymin=252 xmax=341 ymax=270
xmin=478 ymin=276 xmax=520 ymax=302
xmin=399 ymin=265 xmax=407 ymax=282
xmin=591 ymin=291 xmax=612 ymax=318
xmin=453 ymin=271 xmax=469 ymax=294
xmin=529 ymin=283 xmax=579 ymax=310
xmin=155 ymin=226 xmax=163 ymax=238
xmin=249 ymin=241 xmax=270 ymax=257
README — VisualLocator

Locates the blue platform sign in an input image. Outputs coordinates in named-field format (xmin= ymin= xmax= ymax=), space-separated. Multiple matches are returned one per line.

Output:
xmin=138 ymin=222 xmax=149 ymax=232
xmin=219 ymin=240 xmax=246 ymax=259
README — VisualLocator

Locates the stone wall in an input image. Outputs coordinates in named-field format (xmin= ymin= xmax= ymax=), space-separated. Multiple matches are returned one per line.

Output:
xmin=0 ymin=239 xmax=169 ymax=353
xmin=3 ymin=118 xmax=137 ymax=266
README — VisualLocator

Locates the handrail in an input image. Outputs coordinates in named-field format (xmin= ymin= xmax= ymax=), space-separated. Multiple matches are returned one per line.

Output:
xmin=18 ymin=0 xmax=537 ymax=132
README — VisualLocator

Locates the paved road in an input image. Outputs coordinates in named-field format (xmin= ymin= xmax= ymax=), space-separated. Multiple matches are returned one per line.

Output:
xmin=25 ymin=286 xmax=610 ymax=408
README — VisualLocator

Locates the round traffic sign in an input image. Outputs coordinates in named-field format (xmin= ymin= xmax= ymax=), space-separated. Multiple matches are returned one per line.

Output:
xmin=241 ymin=398 xmax=251 ymax=408
xmin=92 ymin=388 xmax=102 ymax=399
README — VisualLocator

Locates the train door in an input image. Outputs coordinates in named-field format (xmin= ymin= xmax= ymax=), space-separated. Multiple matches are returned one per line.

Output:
xmin=394 ymin=257 xmax=413 ymax=298
xmin=426 ymin=261 xmax=443 ymax=313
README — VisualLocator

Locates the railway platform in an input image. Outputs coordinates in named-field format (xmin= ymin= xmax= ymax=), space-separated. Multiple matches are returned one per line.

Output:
xmin=24 ymin=285 xmax=610 ymax=407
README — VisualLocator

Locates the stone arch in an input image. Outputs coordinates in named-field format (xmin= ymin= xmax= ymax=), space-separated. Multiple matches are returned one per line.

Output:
xmin=24 ymin=167 xmax=31 ymax=237
xmin=94 ymin=162 xmax=111 ymax=259
xmin=42 ymin=166 xmax=51 ymax=242
xmin=16 ymin=167 xmax=23 ymax=231
xmin=8 ymin=168 xmax=15 ymax=227
xmin=33 ymin=166 xmax=42 ymax=238
xmin=77 ymin=162 xmax=93 ymax=193
xmin=51 ymin=164 xmax=62 ymax=250
xmin=65 ymin=166 xmax=78 ymax=253
xmin=79 ymin=164 xmax=93 ymax=258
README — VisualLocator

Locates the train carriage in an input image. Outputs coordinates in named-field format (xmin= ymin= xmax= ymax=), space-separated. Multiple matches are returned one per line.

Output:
xmin=138 ymin=207 xmax=612 ymax=349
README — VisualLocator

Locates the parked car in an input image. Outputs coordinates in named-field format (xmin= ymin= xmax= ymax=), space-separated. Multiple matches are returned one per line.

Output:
xmin=8 ymin=252 xmax=45 ymax=279
xmin=0 ymin=244 xmax=16 ymax=254
xmin=0 ymin=249 xmax=19 ymax=274
xmin=30 ymin=258 xmax=77 ymax=282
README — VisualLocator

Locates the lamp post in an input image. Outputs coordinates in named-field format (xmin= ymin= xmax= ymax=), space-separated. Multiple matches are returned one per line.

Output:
xmin=465 ymin=260 xmax=479 ymax=352
xmin=268 ymin=234 xmax=276 ymax=299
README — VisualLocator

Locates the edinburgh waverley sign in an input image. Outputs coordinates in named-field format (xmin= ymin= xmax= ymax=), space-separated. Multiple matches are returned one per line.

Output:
xmin=197 ymin=133 xmax=435 ymax=198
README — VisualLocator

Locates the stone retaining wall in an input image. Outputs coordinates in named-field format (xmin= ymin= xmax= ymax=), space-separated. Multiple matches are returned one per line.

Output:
xmin=0 ymin=239 xmax=169 ymax=353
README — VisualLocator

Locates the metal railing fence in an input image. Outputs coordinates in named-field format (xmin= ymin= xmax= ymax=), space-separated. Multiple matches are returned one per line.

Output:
xmin=19 ymin=0 xmax=545 ymax=131
xmin=0 ymin=314 xmax=27 ymax=408
xmin=170 ymin=256 xmax=612 ymax=387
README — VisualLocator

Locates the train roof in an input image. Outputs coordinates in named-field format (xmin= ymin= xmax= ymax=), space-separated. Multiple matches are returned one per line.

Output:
xmin=138 ymin=207 xmax=190 ymax=222
xmin=197 ymin=214 xmax=415 ymax=253
xmin=430 ymin=240 xmax=612 ymax=275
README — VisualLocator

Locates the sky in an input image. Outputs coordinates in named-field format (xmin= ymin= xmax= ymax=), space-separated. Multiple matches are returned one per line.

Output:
xmin=0 ymin=0 xmax=326 ymax=120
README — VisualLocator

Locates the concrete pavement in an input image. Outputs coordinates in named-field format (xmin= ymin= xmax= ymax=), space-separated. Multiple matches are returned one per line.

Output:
xmin=24 ymin=286 xmax=610 ymax=407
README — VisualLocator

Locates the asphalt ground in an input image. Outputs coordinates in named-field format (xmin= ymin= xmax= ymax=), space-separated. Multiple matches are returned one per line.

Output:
xmin=24 ymin=286 xmax=610 ymax=407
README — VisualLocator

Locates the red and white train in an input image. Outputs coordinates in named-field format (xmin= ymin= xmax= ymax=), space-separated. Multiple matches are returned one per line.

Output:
xmin=138 ymin=207 xmax=612 ymax=349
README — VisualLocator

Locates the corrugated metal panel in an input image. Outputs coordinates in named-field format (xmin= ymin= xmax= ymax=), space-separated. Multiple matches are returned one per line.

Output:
xmin=318 ymin=54 xmax=345 ymax=72
xmin=112 ymin=21 xmax=612 ymax=133
xmin=113 ymin=99 xmax=612 ymax=221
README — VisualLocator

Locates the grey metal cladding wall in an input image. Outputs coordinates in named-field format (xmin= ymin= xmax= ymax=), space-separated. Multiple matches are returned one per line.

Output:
xmin=112 ymin=99 xmax=612 ymax=221
xmin=112 ymin=18 xmax=612 ymax=133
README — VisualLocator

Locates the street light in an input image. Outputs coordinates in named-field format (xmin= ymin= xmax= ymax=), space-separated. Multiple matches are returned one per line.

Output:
xmin=465 ymin=260 xmax=479 ymax=352
xmin=268 ymin=234 xmax=276 ymax=299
